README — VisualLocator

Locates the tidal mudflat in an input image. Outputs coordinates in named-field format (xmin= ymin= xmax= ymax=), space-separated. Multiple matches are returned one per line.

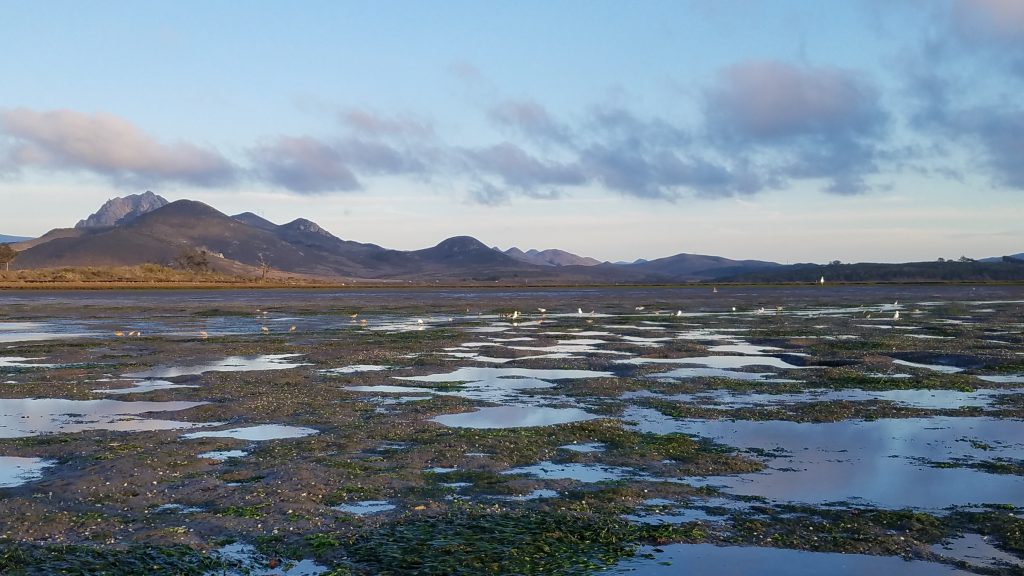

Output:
xmin=0 ymin=285 xmax=1022 ymax=574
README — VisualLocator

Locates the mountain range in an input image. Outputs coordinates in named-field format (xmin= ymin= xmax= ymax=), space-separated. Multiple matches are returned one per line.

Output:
xmin=6 ymin=193 xmax=1022 ymax=283
xmin=6 ymin=193 xmax=784 ymax=283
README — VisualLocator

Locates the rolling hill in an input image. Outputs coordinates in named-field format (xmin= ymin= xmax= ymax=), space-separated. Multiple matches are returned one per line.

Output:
xmin=14 ymin=194 xmax=929 ymax=284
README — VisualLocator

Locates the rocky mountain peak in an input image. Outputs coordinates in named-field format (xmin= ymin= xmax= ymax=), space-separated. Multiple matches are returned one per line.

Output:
xmin=284 ymin=218 xmax=329 ymax=236
xmin=76 ymin=191 xmax=169 ymax=229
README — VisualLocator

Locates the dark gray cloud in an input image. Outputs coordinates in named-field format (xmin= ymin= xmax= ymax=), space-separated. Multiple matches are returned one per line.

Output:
xmin=587 ymin=107 xmax=690 ymax=149
xmin=0 ymin=108 xmax=236 ymax=187
xmin=956 ymin=107 xmax=1024 ymax=188
xmin=704 ymin=60 xmax=887 ymax=194
xmin=897 ymin=1 xmax=1024 ymax=190
xmin=463 ymin=142 xmax=584 ymax=191
xmin=579 ymin=144 xmax=770 ymax=200
xmin=708 ymin=60 xmax=884 ymax=140
xmin=249 ymin=135 xmax=431 ymax=194
xmin=250 ymin=137 xmax=360 ymax=193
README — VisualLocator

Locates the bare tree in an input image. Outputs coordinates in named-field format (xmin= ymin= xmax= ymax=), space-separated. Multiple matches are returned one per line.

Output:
xmin=257 ymin=253 xmax=271 ymax=281
xmin=0 ymin=244 xmax=17 ymax=272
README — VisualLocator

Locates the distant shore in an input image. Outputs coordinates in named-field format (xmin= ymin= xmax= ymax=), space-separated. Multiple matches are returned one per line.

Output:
xmin=3 ymin=264 xmax=1024 ymax=291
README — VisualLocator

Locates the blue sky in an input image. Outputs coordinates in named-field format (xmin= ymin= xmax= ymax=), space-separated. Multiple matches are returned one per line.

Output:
xmin=1 ymin=0 xmax=1021 ymax=263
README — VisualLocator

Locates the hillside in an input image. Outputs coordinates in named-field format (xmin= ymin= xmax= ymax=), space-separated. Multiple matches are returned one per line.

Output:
xmin=625 ymin=252 xmax=781 ymax=280
xmin=14 ymin=194 xmax=1019 ymax=285
xmin=723 ymin=259 xmax=1024 ymax=283
xmin=503 ymin=247 xmax=602 ymax=267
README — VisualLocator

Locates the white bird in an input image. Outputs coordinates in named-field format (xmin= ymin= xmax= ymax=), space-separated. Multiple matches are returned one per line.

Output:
xmin=893 ymin=310 xmax=900 ymax=321
xmin=712 ymin=286 xmax=718 ymax=293
xmin=675 ymin=310 xmax=683 ymax=317
xmin=260 ymin=326 xmax=269 ymax=334
xmin=731 ymin=306 xmax=737 ymax=312
xmin=511 ymin=310 xmax=520 ymax=320
xmin=537 ymin=308 xmax=546 ymax=314
xmin=635 ymin=306 xmax=645 ymax=311
xmin=820 ymin=276 xmax=825 ymax=285
xmin=577 ymin=307 xmax=584 ymax=315
xmin=417 ymin=318 xmax=424 ymax=324
xmin=289 ymin=325 xmax=297 ymax=332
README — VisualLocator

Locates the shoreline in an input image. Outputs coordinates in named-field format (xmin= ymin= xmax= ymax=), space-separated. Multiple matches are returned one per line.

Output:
xmin=2 ymin=279 xmax=1024 ymax=291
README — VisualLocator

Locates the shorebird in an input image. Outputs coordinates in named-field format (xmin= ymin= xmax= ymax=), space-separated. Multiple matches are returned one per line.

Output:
xmin=819 ymin=276 xmax=825 ymax=285
xmin=537 ymin=308 xmax=546 ymax=314
xmin=114 ymin=331 xmax=124 ymax=337
xmin=635 ymin=306 xmax=645 ymax=311
xmin=199 ymin=330 xmax=208 ymax=339
xmin=675 ymin=310 xmax=683 ymax=317
xmin=893 ymin=310 xmax=900 ymax=321
xmin=289 ymin=325 xmax=297 ymax=332
xmin=260 ymin=326 xmax=269 ymax=334
xmin=577 ymin=307 xmax=584 ymax=315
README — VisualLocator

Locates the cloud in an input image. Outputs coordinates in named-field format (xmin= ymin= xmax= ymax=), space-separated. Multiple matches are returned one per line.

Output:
xmin=250 ymin=136 xmax=360 ymax=193
xmin=896 ymin=4 xmax=1024 ymax=191
xmin=588 ymin=107 xmax=690 ymax=147
xmin=580 ymin=144 xmax=769 ymax=200
xmin=708 ymin=60 xmax=884 ymax=141
xmin=448 ymin=60 xmax=483 ymax=82
xmin=341 ymin=109 xmax=434 ymax=139
xmin=463 ymin=142 xmax=584 ymax=192
xmin=953 ymin=0 xmax=1024 ymax=43
xmin=705 ymin=60 xmax=887 ymax=194
xmin=0 ymin=108 xmax=236 ymax=187
xmin=488 ymin=99 xmax=572 ymax=144
xmin=249 ymin=133 xmax=433 ymax=194
xmin=955 ymin=107 xmax=1024 ymax=188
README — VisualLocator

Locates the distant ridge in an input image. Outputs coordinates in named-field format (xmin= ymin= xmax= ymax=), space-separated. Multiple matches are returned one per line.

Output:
xmin=76 ymin=191 xmax=168 ymax=229
xmin=16 ymin=194 xmax=1012 ymax=284
xmin=232 ymin=212 xmax=278 ymax=231
xmin=503 ymin=247 xmax=602 ymax=267
xmin=980 ymin=252 xmax=1024 ymax=263
xmin=0 ymin=234 xmax=32 ymax=244
xmin=625 ymin=252 xmax=781 ymax=280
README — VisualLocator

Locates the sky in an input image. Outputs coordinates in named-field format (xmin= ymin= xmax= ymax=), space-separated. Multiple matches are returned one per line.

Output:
xmin=1 ymin=0 xmax=1022 ymax=264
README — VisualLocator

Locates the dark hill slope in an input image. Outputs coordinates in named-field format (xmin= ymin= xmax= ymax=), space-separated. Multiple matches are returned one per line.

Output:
xmin=722 ymin=260 xmax=1024 ymax=283
xmin=626 ymin=253 xmax=781 ymax=281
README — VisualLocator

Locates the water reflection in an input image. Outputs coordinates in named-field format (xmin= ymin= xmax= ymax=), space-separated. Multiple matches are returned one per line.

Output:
xmin=0 ymin=456 xmax=53 ymax=487
xmin=432 ymin=406 xmax=597 ymax=428
xmin=625 ymin=407 xmax=1024 ymax=509
xmin=333 ymin=500 xmax=396 ymax=516
xmin=610 ymin=543 xmax=971 ymax=575
xmin=182 ymin=424 xmax=318 ymax=441
xmin=0 ymin=398 xmax=208 ymax=437
xmin=124 ymin=354 xmax=308 ymax=378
